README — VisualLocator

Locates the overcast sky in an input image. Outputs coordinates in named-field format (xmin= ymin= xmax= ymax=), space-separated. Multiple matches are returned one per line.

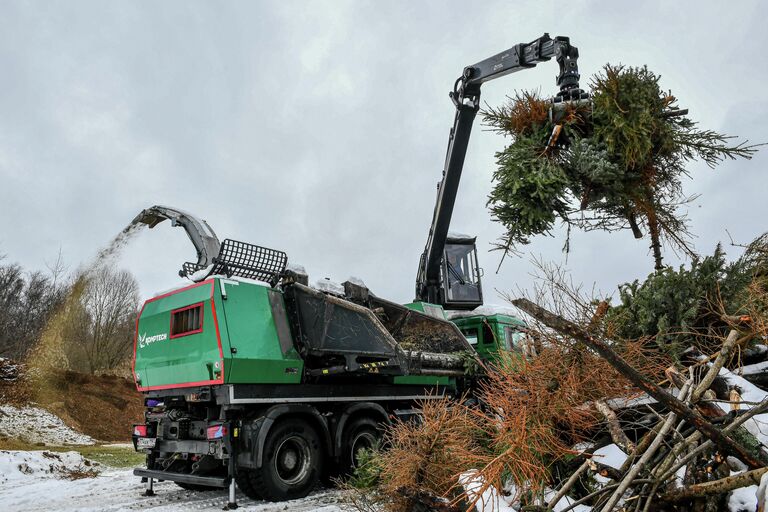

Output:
xmin=1 ymin=0 xmax=766 ymax=306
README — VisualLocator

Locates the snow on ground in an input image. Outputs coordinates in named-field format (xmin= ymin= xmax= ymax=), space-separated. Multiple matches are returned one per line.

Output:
xmin=0 ymin=462 xmax=350 ymax=512
xmin=460 ymin=471 xmax=517 ymax=512
xmin=591 ymin=443 xmax=628 ymax=485
xmin=744 ymin=344 xmax=768 ymax=359
xmin=726 ymin=465 xmax=768 ymax=511
xmin=741 ymin=359 xmax=768 ymax=376
xmin=0 ymin=450 xmax=99 ymax=486
xmin=460 ymin=471 xmax=592 ymax=512
xmin=0 ymin=405 xmax=95 ymax=445
xmin=542 ymin=488 xmax=592 ymax=512
xmin=729 ymin=484 xmax=758 ymax=511
xmin=592 ymin=443 xmax=628 ymax=468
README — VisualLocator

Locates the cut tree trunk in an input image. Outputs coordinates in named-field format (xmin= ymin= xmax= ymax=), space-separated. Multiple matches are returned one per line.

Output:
xmin=547 ymin=460 xmax=590 ymax=510
xmin=595 ymin=399 xmax=635 ymax=453
xmin=600 ymin=405 xmax=683 ymax=512
xmin=640 ymin=187 xmax=664 ymax=271
xmin=628 ymin=211 xmax=643 ymax=239
xmin=660 ymin=466 xmax=768 ymax=502
xmin=588 ymin=459 xmax=623 ymax=481
xmin=692 ymin=329 xmax=741 ymax=402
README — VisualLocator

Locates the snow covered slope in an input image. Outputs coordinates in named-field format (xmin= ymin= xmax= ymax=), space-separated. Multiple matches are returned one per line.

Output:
xmin=0 ymin=405 xmax=94 ymax=445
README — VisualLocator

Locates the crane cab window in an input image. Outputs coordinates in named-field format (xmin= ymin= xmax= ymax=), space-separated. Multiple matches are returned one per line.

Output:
xmin=171 ymin=303 xmax=204 ymax=338
xmin=443 ymin=243 xmax=482 ymax=305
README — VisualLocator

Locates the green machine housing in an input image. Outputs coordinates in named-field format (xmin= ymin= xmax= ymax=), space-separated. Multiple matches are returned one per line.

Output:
xmin=134 ymin=278 xmax=304 ymax=391
xmin=133 ymin=276 xmax=474 ymax=392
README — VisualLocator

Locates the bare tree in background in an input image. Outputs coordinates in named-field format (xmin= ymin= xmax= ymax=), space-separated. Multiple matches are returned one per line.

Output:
xmin=0 ymin=253 xmax=69 ymax=360
xmin=64 ymin=267 xmax=140 ymax=373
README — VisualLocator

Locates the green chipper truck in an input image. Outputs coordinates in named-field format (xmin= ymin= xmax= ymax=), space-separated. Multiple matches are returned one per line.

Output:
xmin=131 ymin=34 xmax=585 ymax=507
xmin=130 ymin=207 xmax=485 ymax=506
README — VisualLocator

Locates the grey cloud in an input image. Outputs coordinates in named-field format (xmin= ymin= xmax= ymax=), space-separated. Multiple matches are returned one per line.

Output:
xmin=1 ymin=0 xmax=766 ymax=307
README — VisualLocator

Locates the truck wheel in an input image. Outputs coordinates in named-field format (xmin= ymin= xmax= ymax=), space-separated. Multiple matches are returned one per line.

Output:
xmin=244 ymin=418 xmax=323 ymax=501
xmin=340 ymin=417 xmax=381 ymax=476
xmin=235 ymin=469 xmax=261 ymax=499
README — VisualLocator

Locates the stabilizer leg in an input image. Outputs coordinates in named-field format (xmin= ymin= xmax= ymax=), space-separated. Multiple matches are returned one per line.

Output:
xmin=224 ymin=478 xmax=238 ymax=510
xmin=224 ymin=432 xmax=238 ymax=510
xmin=143 ymin=477 xmax=155 ymax=496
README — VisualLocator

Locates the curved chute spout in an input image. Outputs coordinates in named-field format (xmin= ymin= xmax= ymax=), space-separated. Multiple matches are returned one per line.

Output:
xmin=132 ymin=205 xmax=221 ymax=274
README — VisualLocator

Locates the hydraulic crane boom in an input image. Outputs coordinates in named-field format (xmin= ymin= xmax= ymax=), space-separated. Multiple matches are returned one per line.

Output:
xmin=415 ymin=33 xmax=586 ymax=310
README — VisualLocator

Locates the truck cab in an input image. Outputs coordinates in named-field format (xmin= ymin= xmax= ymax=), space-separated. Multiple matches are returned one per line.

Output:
xmin=450 ymin=313 xmax=530 ymax=362
xmin=404 ymin=301 xmax=532 ymax=363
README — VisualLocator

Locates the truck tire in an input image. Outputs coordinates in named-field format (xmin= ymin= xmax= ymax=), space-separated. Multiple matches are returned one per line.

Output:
xmin=240 ymin=418 xmax=323 ymax=501
xmin=234 ymin=470 xmax=261 ymax=499
xmin=340 ymin=417 xmax=381 ymax=476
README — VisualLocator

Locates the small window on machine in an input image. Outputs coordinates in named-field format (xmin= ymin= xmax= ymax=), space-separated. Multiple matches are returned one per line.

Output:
xmin=171 ymin=303 xmax=204 ymax=338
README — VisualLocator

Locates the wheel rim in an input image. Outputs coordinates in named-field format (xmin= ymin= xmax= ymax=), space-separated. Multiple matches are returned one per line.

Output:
xmin=274 ymin=435 xmax=311 ymax=485
xmin=349 ymin=431 xmax=377 ymax=468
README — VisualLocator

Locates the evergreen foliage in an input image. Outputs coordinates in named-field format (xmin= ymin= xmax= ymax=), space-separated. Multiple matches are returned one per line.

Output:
xmin=347 ymin=447 xmax=384 ymax=490
xmin=484 ymin=65 xmax=760 ymax=270
xmin=607 ymin=245 xmax=749 ymax=357
xmin=607 ymin=234 xmax=768 ymax=359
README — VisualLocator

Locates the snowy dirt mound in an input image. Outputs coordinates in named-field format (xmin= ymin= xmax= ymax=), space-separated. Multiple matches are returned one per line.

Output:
xmin=0 ymin=450 xmax=100 ymax=486
xmin=0 ymin=405 xmax=95 ymax=445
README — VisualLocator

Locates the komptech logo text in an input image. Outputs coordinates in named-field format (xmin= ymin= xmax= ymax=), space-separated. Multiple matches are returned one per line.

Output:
xmin=138 ymin=332 xmax=168 ymax=349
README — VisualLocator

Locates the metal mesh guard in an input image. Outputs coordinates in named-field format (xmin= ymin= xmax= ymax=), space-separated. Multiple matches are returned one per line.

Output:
xmin=181 ymin=239 xmax=288 ymax=286
xmin=182 ymin=262 xmax=204 ymax=276
xmin=214 ymin=239 xmax=287 ymax=285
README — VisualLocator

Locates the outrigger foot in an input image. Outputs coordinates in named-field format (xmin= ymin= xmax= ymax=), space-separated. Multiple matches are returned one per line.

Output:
xmin=143 ymin=477 xmax=156 ymax=496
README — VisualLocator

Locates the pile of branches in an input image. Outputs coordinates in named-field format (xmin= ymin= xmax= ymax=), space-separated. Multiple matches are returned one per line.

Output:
xmin=503 ymin=253 xmax=768 ymax=511
xmin=347 ymin=248 xmax=768 ymax=511
xmin=508 ymin=295 xmax=768 ymax=511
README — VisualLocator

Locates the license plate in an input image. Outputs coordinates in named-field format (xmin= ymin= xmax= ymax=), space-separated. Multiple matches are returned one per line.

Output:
xmin=136 ymin=437 xmax=156 ymax=449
